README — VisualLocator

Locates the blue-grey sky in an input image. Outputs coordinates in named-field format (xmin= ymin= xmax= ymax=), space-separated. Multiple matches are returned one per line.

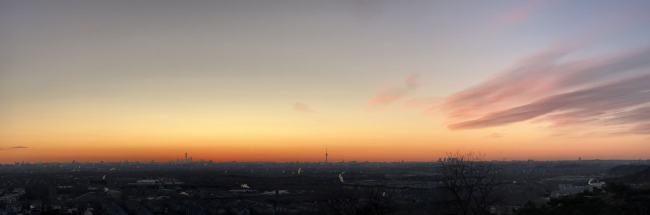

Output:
xmin=2 ymin=0 xmax=650 ymax=162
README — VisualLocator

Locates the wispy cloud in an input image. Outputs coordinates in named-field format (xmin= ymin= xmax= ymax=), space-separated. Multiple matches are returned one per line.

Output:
xmin=369 ymin=74 xmax=419 ymax=107
xmin=402 ymin=96 xmax=441 ymax=110
xmin=293 ymin=102 xmax=315 ymax=113
xmin=495 ymin=0 xmax=545 ymax=29
xmin=0 ymin=146 xmax=30 ymax=151
xmin=487 ymin=132 xmax=503 ymax=138
xmin=603 ymin=106 xmax=650 ymax=126
xmin=445 ymin=45 xmax=650 ymax=135
xmin=449 ymin=73 xmax=650 ymax=132
xmin=629 ymin=123 xmax=650 ymax=135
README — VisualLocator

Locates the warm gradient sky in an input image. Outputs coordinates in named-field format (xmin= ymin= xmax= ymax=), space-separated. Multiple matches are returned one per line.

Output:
xmin=2 ymin=0 xmax=650 ymax=163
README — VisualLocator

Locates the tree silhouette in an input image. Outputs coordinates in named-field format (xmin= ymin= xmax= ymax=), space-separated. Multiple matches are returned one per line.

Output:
xmin=438 ymin=152 xmax=501 ymax=215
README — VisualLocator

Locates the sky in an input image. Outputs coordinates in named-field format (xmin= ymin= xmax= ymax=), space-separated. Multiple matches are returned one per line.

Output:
xmin=2 ymin=0 xmax=650 ymax=162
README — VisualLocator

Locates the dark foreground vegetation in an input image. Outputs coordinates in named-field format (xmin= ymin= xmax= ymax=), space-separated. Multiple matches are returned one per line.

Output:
xmin=517 ymin=183 xmax=650 ymax=215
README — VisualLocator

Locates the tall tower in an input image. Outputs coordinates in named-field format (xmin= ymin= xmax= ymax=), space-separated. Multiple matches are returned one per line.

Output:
xmin=185 ymin=152 xmax=188 ymax=161
xmin=325 ymin=147 xmax=328 ymax=163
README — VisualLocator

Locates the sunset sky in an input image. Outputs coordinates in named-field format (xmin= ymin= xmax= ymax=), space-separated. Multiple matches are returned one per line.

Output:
xmin=2 ymin=0 xmax=650 ymax=163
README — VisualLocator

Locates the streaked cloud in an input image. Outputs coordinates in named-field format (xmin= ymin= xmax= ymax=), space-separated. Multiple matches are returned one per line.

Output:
xmin=369 ymin=74 xmax=419 ymax=107
xmin=293 ymin=102 xmax=315 ymax=113
xmin=445 ymin=45 xmax=650 ymax=135
xmin=487 ymin=133 xmax=503 ymax=138
xmin=0 ymin=146 xmax=30 ymax=151
xmin=495 ymin=0 xmax=545 ymax=29
xmin=444 ymin=43 xmax=577 ymax=120
xmin=450 ymin=74 xmax=650 ymax=128
xmin=603 ymin=106 xmax=650 ymax=126
xmin=402 ymin=96 xmax=442 ymax=110
xmin=629 ymin=123 xmax=650 ymax=135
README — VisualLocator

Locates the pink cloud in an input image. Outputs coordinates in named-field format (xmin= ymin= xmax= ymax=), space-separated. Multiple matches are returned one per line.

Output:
xmin=402 ymin=96 xmax=442 ymax=110
xmin=293 ymin=102 xmax=315 ymax=113
xmin=369 ymin=74 xmax=420 ymax=107
xmin=448 ymin=73 xmax=650 ymax=132
xmin=487 ymin=133 xmax=503 ymax=138
xmin=0 ymin=146 xmax=30 ymax=151
xmin=444 ymin=45 xmax=650 ymax=135
xmin=444 ymin=43 xmax=577 ymax=120
xmin=495 ymin=0 xmax=545 ymax=29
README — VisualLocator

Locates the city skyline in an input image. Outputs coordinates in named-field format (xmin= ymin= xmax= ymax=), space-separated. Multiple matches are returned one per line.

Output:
xmin=2 ymin=0 xmax=650 ymax=163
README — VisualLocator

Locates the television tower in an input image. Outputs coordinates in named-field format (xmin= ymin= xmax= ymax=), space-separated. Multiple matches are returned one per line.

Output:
xmin=325 ymin=147 xmax=329 ymax=163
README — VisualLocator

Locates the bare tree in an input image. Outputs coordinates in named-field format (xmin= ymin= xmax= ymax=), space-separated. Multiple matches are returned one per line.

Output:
xmin=437 ymin=152 xmax=501 ymax=215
